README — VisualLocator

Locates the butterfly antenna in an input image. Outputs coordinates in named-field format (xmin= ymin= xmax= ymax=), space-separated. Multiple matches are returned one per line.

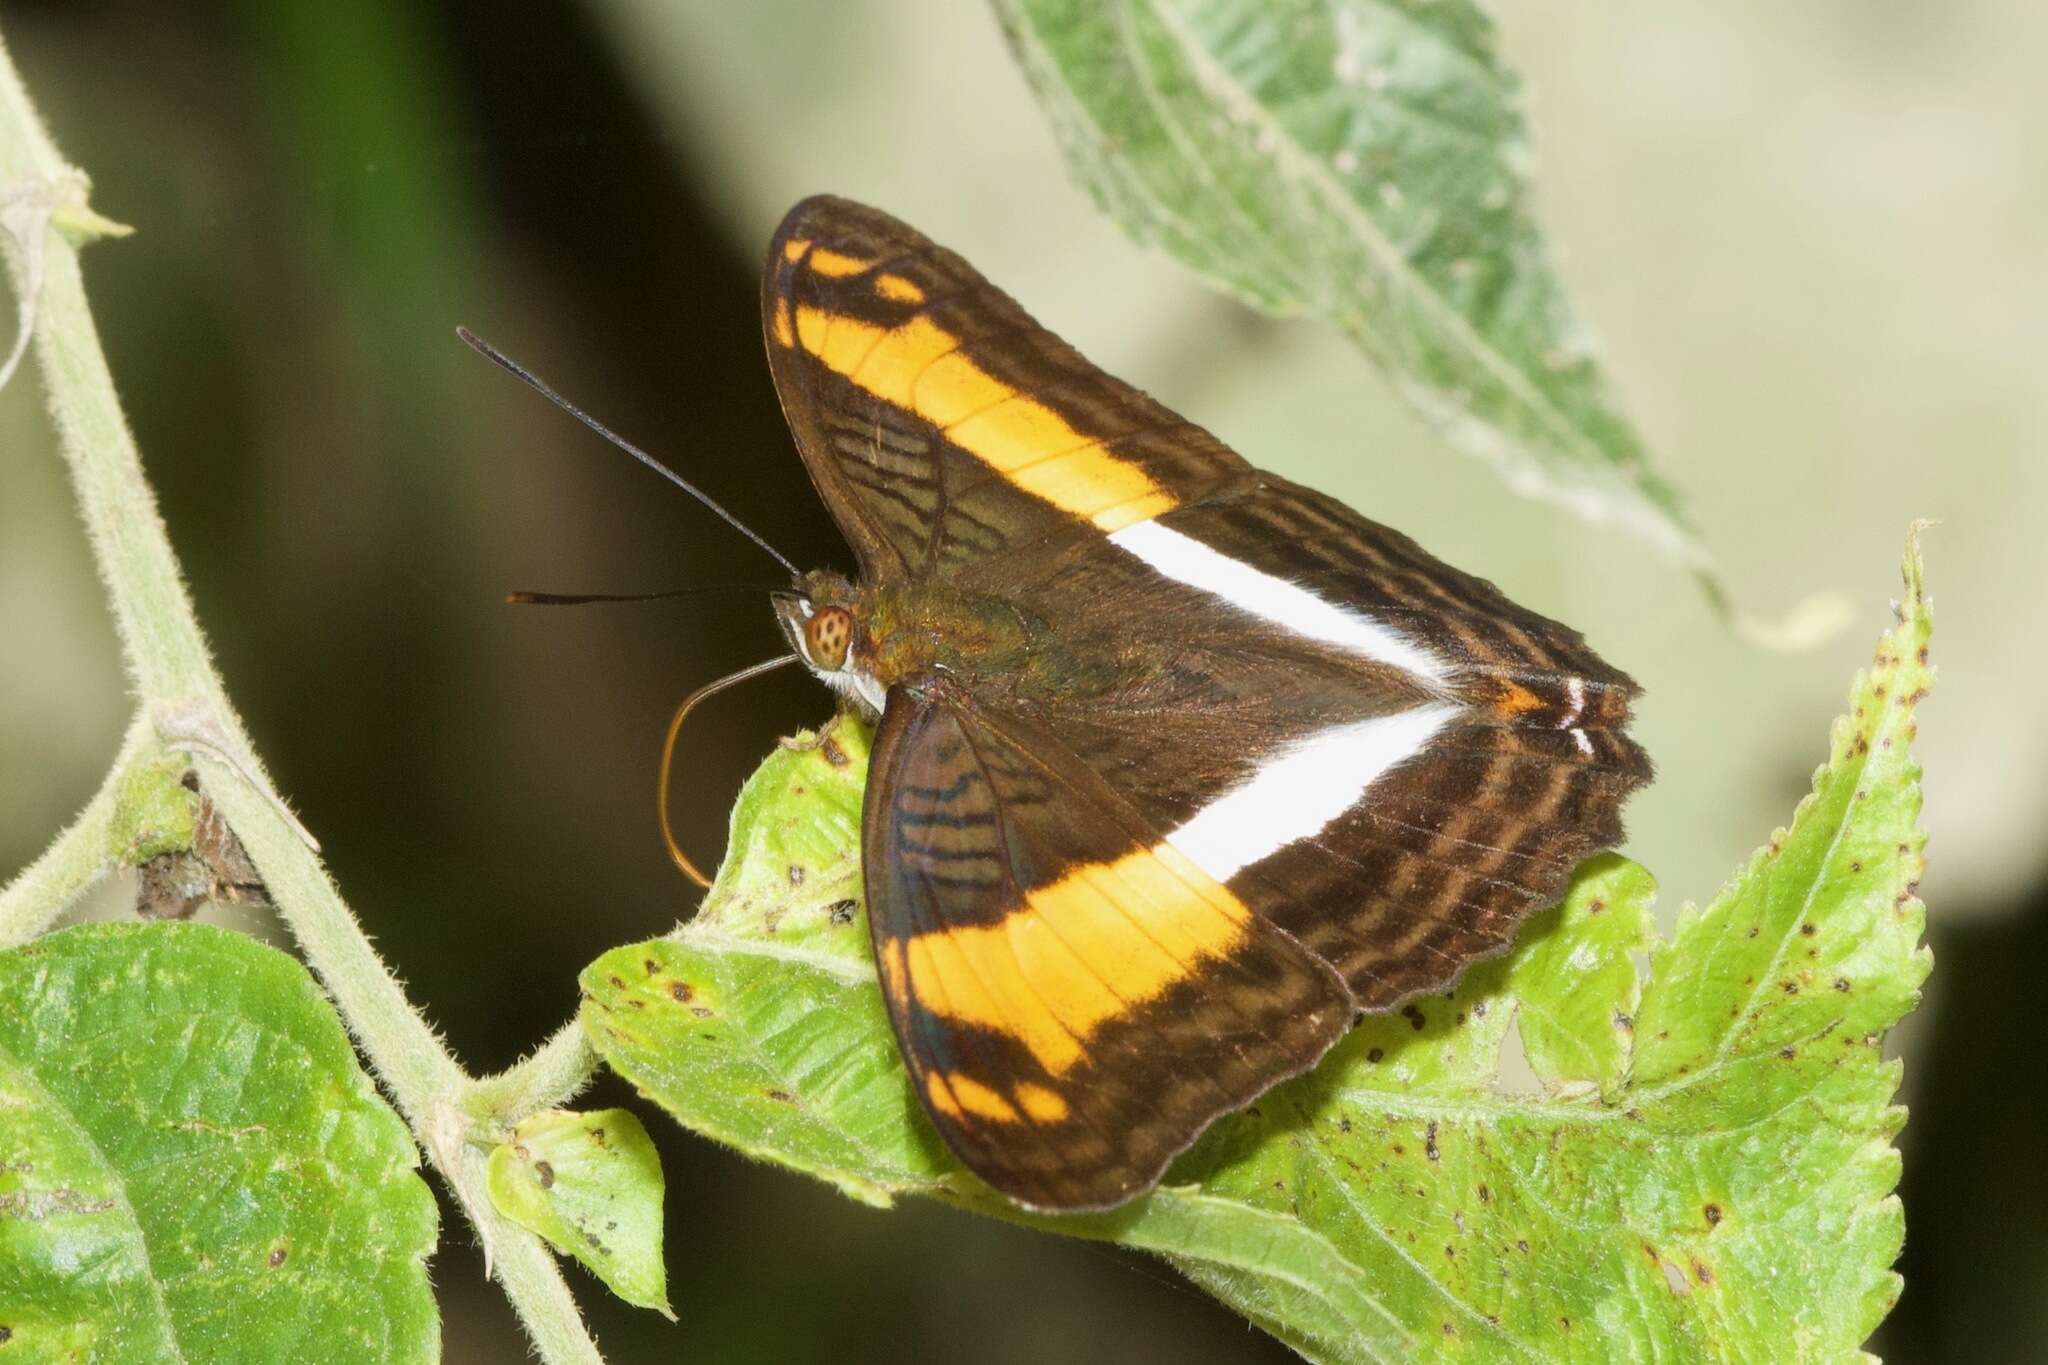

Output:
xmin=457 ymin=326 xmax=802 ymax=579
xmin=505 ymin=584 xmax=777 ymax=606
xmin=659 ymin=654 xmax=802 ymax=888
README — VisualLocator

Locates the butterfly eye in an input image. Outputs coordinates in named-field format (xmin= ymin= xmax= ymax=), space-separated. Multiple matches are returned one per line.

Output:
xmin=804 ymin=606 xmax=853 ymax=669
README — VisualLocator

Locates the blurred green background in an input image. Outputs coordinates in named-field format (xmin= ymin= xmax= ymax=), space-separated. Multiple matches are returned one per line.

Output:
xmin=1 ymin=2 xmax=2041 ymax=1360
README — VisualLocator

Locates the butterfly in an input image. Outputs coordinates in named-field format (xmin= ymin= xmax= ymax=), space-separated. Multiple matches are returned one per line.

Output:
xmin=473 ymin=195 xmax=1652 ymax=1214
xmin=748 ymin=197 xmax=1652 ymax=1212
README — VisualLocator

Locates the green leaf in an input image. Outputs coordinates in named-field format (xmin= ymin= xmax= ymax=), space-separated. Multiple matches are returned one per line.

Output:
xmin=0 ymin=923 xmax=438 ymax=1362
xmin=584 ymin=534 xmax=1934 ymax=1360
xmin=486 ymin=1108 xmax=672 ymax=1318
xmin=990 ymin=0 xmax=1697 ymax=563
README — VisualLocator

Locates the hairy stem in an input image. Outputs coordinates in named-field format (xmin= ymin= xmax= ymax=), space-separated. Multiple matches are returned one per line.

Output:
xmin=0 ymin=28 xmax=603 ymax=1364
xmin=0 ymin=713 xmax=150 ymax=944
xmin=468 ymin=1018 xmax=602 ymax=1134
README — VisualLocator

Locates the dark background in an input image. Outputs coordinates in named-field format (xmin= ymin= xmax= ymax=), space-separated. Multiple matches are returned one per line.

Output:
xmin=1 ymin=3 xmax=2040 ymax=1360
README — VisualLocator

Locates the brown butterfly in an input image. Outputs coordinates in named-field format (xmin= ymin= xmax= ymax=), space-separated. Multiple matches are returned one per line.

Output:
xmin=479 ymin=196 xmax=1651 ymax=1213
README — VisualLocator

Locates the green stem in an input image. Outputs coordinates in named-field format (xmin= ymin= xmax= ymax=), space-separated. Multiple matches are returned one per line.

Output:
xmin=0 ymin=27 xmax=604 ymax=1364
xmin=468 ymin=1018 xmax=602 ymax=1134
xmin=0 ymin=713 xmax=150 ymax=945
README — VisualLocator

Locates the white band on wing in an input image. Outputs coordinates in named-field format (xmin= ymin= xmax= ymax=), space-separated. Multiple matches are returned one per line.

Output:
xmin=1165 ymin=704 xmax=1463 ymax=883
xmin=1108 ymin=519 xmax=1454 ymax=685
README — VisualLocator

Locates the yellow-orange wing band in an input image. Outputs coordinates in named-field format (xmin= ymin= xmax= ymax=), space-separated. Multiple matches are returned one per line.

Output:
xmin=762 ymin=196 xmax=1253 ymax=585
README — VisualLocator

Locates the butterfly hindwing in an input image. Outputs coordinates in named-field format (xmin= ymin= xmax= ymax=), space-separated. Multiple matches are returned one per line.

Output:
xmin=863 ymin=677 xmax=1353 ymax=1212
xmin=764 ymin=196 xmax=1250 ymax=584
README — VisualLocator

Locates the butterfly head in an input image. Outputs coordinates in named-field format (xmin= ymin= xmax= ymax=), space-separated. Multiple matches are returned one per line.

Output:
xmin=773 ymin=574 xmax=887 ymax=717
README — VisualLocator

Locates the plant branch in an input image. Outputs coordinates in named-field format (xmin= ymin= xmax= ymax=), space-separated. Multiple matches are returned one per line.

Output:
xmin=468 ymin=1018 xmax=602 ymax=1134
xmin=0 ymin=28 xmax=603 ymax=1363
xmin=0 ymin=713 xmax=151 ymax=944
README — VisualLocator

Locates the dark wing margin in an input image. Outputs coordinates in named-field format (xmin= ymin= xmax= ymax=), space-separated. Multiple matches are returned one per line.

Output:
xmin=761 ymin=195 xmax=1250 ymax=585
xmin=862 ymin=678 xmax=1353 ymax=1212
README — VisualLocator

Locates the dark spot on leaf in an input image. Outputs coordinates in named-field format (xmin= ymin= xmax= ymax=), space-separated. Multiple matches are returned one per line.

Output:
xmin=828 ymin=899 xmax=858 ymax=924
xmin=1517 ymin=1239 xmax=1530 ymax=1254
xmin=1336 ymin=1115 xmax=1351 ymax=1133
xmin=1366 ymin=1047 xmax=1384 ymax=1064
xmin=179 ymin=769 xmax=200 ymax=791
xmin=1613 ymin=1011 xmax=1633 ymax=1033
xmin=1694 ymin=1259 xmax=1715 ymax=1286
xmin=670 ymin=981 xmax=695 ymax=1004
xmin=1781 ymin=980 xmax=1799 ymax=995
xmin=1916 ymin=645 xmax=1929 ymax=664
xmin=536 ymin=1160 xmax=556 ymax=1189
xmin=268 ymin=1245 xmax=287 ymax=1267
xmin=792 ymin=784 xmax=807 ymax=796
xmin=765 ymin=1089 xmax=795 ymax=1104
xmin=1425 ymin=1122 xmax=1440 ymax=1161
xmin=1477 ymin=1183 xmax=1491 ymax=1203
xmin=1746 ymin=927 xmax=1759 ymax=939
xmin=1558 ymin=1317 xmax=1570 ymax=1332
xmin=1624 ymin=1108 xmax=1643 ymax=1121
xmin=1587 ymin=898 xmax=1605 ymax=914
xmin=1402 ymin=1004 xmax=1427 ymax=1031
xmin=608 ymin=976 xmax=625 ymax=990
xmin=1849 ymin=861 xmax=1863 ymax=873
xmin=1471 ymin=1000 xmax=1487 ymax=1019
xmin=1800 ymin=923 xmax=1817 ymax=937
xmin=643 ymin=959 xmax=659 ymax=975
xmin=589 ymin=1127 xmax=606 ymax=1145
xmin=1778 ymin=1046 xmax=1796 ymax=1060
xmin=691 ymin=1006 xmax=714 ymax=1019
xmin=1704 ymin=1203 xmax=1723 ymax=1226
xmin=627 ymin=999 xmax=645 ymax=1010
xmin=1835 ymin=977 xmax=1852 ymax=992
xmin=1442 ymin=1321 xmax=1456 ymax=1335
xmin=789 ymin=865 xmax=806 ymax=886
xmin=1392 ymin=1143 xmax=1406 ymax=1156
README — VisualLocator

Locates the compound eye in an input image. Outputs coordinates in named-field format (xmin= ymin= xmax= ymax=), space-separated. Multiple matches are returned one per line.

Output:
xmin=804 ymin=606 xmax=853 ymax=669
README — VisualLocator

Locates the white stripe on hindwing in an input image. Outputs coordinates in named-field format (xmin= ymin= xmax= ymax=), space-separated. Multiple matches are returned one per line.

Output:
xmin=1164 ymin=704 xmax=1463 ymax=883
xmin=1107 ymin=520 xmax=1454 ymax=685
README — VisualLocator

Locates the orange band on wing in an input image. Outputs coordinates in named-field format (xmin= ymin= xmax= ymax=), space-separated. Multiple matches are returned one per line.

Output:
xmin=901 ymin=842 xmax=1250 ymax=1077
xmin=779 ymin=305 xmax=1176 ymax=531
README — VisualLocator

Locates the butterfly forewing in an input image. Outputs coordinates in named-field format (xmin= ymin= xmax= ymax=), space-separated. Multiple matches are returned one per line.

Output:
xmin=763 ymin=195 xmax=1250 ymax=584
xmin=864 ymin=679 xmax=1352 ymax=1211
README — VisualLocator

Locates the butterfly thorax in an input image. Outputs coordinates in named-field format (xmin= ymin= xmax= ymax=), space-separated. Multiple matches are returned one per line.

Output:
xmin=776 ymin=569 xmax=1148 ymax=722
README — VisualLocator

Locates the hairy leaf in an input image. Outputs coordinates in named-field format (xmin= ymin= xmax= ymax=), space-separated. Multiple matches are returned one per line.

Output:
xmin=585 ymin=536 xmax=1933 ymax=1360
xmin=486 ymin=1108 xmax=672 ymax=1318
xmin=990 ymin=0 xmax=1697 ymax=562
xmin=0 ymin=924 xmax=438 ymax=1363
